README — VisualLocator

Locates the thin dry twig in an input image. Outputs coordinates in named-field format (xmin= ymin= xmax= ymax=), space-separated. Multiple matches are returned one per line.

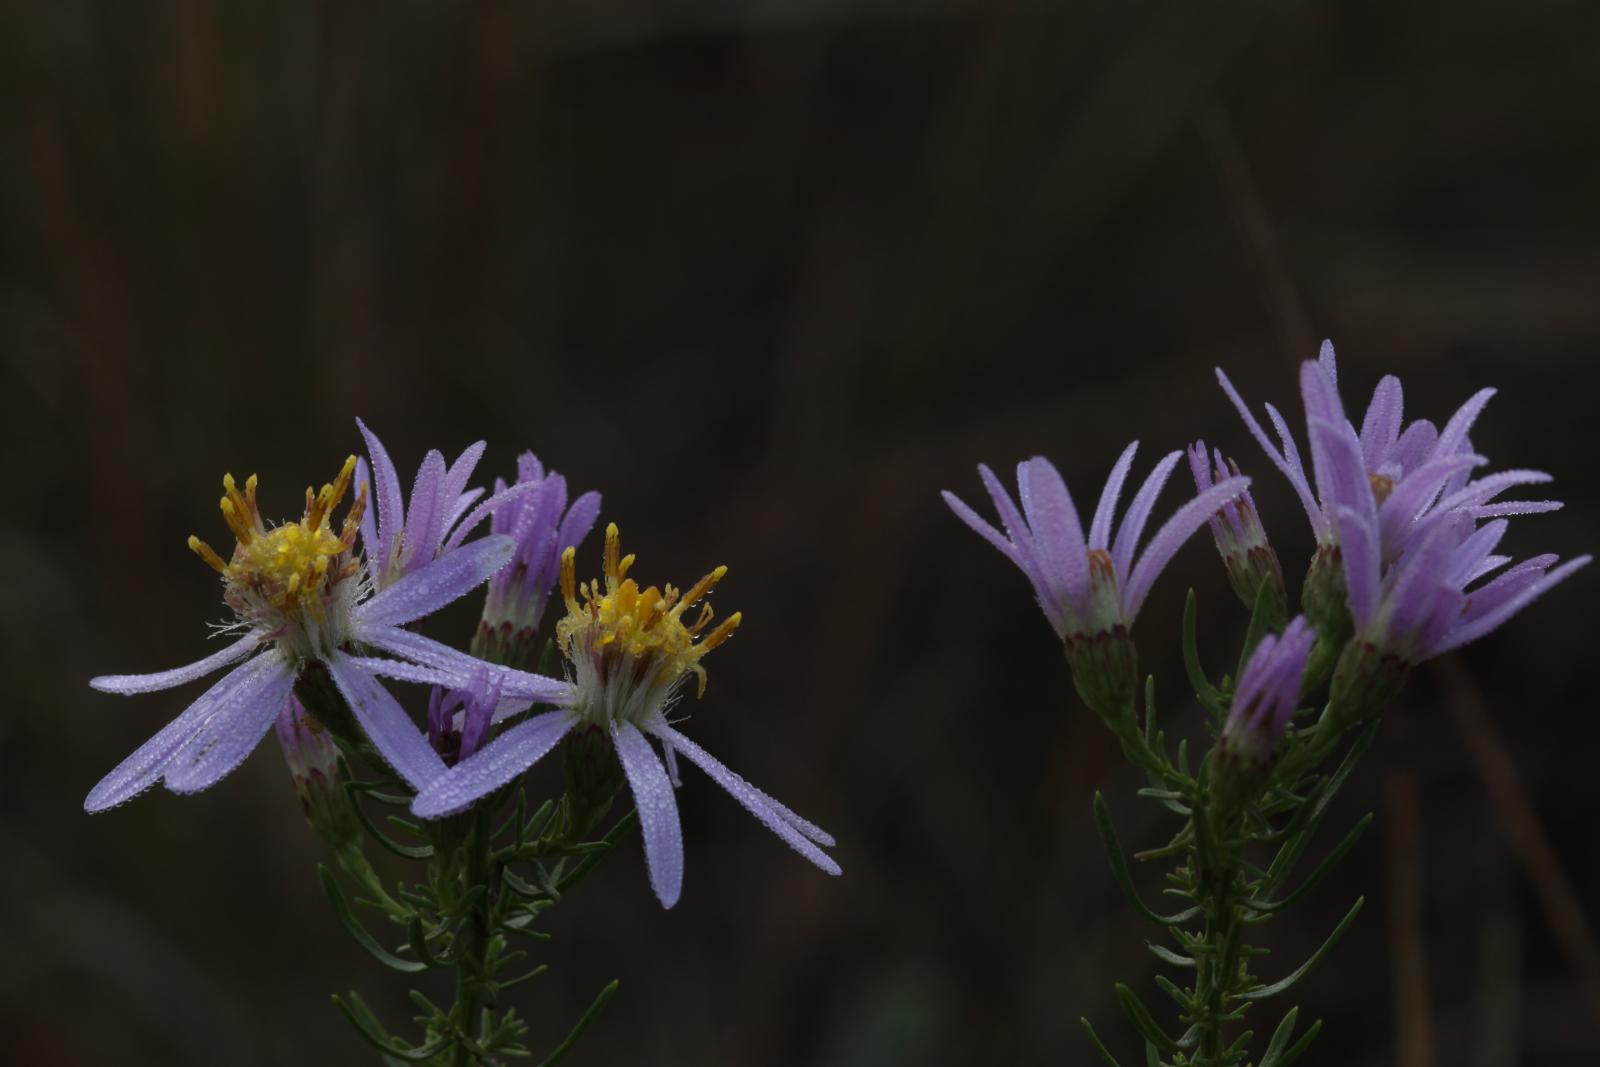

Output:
xmin=1436 ymin=655 xmax=1600 ymax=1036
xmin=1386 ymin=768 xmax=1434 ymax=1067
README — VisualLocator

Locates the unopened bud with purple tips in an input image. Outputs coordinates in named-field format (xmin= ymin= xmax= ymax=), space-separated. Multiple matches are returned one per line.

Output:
xmin=474 ymin=453 xmax=600 ymax=669
xmin=427 ymin=669 xmax=503 ymax=768
xmin=1187 ymin=442 xmax=1286 ymax=625
xmin=1214 ymin=617 xmax=1315 ymax=806
xmin=275 ymin=696 xmax=361 ymax=847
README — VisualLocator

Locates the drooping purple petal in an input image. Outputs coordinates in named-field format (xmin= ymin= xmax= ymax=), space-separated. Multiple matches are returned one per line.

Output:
xmin=1376 ymin=453 xmax=1484 ymax=556
xmin=324 ymin=652 xmax=448 ymax=791
xmin=940 ymin=490 xmax=1020 ymax=565
xmin=163 ymin=657 xmax=298 ymax=794
xmin=1333 ymin=506 xmax=1381 ymax=631
xmin=356 ymin=418 xmax=406 ymax=575
xmin=443 ymin=487 xmax=487 ymax=537
xmin=1089 ymin=441 xmax=1140 ymax=551
xmin=1446 ymin=519 xmax=1509 ymax=586
xmin=90 ymin=634 xmax=262 ymax=695
xmin=1388 ymin=419 xmax=1438 ymax=473
xmin=410 ymin=710 xmax=575 ymax=819
xmin=85 ymin=652 xmax=292 ymax=812
xmin=1299 ymin=357 xmax=1347 ymax=432
xmin=1016 ymin=456 xmax=1089 ymax=608
xmin=1383 ymin=520 xmax=1460 ymax=644
xmin=1434 ymin=555 xmax=1591 ymax=654
xmin=1359 ymin=375 xmax=1404 ymax=471
xmin=1110 ymin=451 xmax=1182 ymax=581
xmin=1122 ymin=474 xmax=1250 ymax=618
xmin=651 ymin=723 xmax=841 ymax=870
xmin=355 ymin=535 xmax=516 ymax=629
xmin=1216 ymin=370 xmax=1313 ymax=522
xmin=611 ymin=722 xmax=685 ymax=908
xmin=341 ymin=656 xmax=462 ymax=688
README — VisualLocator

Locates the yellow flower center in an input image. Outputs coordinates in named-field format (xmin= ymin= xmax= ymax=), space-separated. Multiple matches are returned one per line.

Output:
xmin=188 ymin=456 xmax=366 ymax=627
xmin=557 ymin=523 xmax=740 ymax=723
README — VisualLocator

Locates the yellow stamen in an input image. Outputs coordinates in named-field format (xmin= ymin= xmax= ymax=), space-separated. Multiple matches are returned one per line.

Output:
xmin=188 ymin=535 xmax=227 ymax=574
xmin=560 ymin=546 xmax=578 ymax=605
xmin=603 ymin=522 xmax=621 ymax=580
xmin=701 ymin=611 xmax=742 ymax=652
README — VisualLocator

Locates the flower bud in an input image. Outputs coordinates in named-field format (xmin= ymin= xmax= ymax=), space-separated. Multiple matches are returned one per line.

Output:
xmin=1324 ymin=639 xmax=1408 ymax=733
xmin=1064 ymin=625 xmax=1139 ymax=726
xmin=1213 ymin=617 xmax=1316 ymax=806
xmin=427 ymin=669 xmax=502 ymax=767
xmin=1188 ymin=443 xmax=1286 ymax=623
xmin=1301 ymin=542 xmax=1352 ymax=645
xmin=562 ymin=723 xmax=626 ymax=832
xmin=275 ymin=696 xmax=361 ymax=848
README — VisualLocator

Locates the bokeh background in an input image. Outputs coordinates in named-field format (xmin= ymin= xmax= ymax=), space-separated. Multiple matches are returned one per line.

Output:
xmin=3 ymin=2 xmax=1598 ymax=1064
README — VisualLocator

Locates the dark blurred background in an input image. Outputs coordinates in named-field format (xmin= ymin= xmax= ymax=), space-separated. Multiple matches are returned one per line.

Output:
xmin=3 ymin=2 xmax=1598 ymax=1064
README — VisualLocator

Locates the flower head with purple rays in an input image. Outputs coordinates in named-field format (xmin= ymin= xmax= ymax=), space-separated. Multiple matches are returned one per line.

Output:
xmin=412 ymin=524 xmax=841 ymax=909
xmin=354 ymin=418 xmax=542 ymax=593
xmin=85 ymin=452 xmax=572 ymax=813
xmin=1217 ymin=341 xmax=1562 ymax=559
xmin=941 ymin=445 xmax=1251 ymax=642
xmin=1334 ymin=503 xmax=1590 ymax=667
xmin=479 ymin=452 xmax=601 ymax=638
xmin=1219 ymin=617 xmax=1315 ymax=769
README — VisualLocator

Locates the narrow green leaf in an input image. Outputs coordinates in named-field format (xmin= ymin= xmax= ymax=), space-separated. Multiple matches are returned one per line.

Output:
xmin=1182 ymin=590 xmax=1222 ymax=711
xmin=1275 ymin=1018 xmax=1323 ymax=1065
xmin=1092 ymin=793 xmax=1202 ymax=926
xmin=1256 ymin=1006 xmax=1300 ymax=1067
xmin=1239 ymin=897 xmax=1364 ymax=1002
xmin=535 ymin=979 xmax=619 ymax=1067
xmin=1234 ymin=578 xmax=1286 ymax=682
xmin=347 ymin=791 xmax=434 ymax=860
xmin=318 ymin=866 xmax=428 ymax=974
xmin=332 ymin=991 xmax=450 ymax=1062
xmin=1246 ymin=812 xmax=1373 ymax=914
xmin=1114 ymin=984 xmax=1178 ymax=1053
xmin=1079 ymin=1018 xmax=1130 ymax=1067
xmin=1146 ymin=943 xmax=1196 ymax=968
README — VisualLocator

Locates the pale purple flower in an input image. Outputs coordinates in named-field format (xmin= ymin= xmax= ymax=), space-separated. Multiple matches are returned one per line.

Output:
xmin=480 ymin=452 xmax=601 ymax=635
xmin=1217 ymin=341 xmax=1560 ymax=558
xmin=1334 ymin=506 xmax=1589 ymax=664
xmin=85 ymin=449 xmax=572 ymax=813
xmin=941 ymin=445 xmax=1251 ymax=640
xmin=412 ymin=525 xmax=840 ymax=908
xmin=354 ymin=418 xmax=540 ymax=592
xmin=1219 ymin=616 xmax=1315 ymax=767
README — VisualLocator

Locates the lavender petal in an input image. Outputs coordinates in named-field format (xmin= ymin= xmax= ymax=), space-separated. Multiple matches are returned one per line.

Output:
xmin=325 ymin=652 xmax=448 ymax=791
xmin=1122 ymin=474 xmax=1250 ymax=618
xmin=1089 ymin=441 xmax=1140 ymax=551
xmin=163 ymin=657 xmax=297 ymax=793
xmin=411 ymin=710 xmax=575 ymax=818
xmin=1110 ymin=451 xmax=1182 ymax=582
xmin=90 ymin=634 xmax=261 ymax=695
xmin=611 ymin=722 xmax=685 ymax=909
xmin=356 ymin=417 xmax=406 ymax=576
xmin=356 ymin=535 xmax=516 ymax=629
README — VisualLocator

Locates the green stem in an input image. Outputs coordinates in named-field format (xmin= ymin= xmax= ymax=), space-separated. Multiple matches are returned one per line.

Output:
xmin=451 ymin=808 xmax=495 ymax=1066
xmin=1194 ymin=804 xmax=1244 ymax=1065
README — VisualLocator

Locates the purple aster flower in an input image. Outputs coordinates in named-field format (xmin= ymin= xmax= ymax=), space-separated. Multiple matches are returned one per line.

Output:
xmin=1333 ymin=505 xmax=1590 ymax=667
xmin=85 ymin=452 xmax=572 ymax=813
xmin=1187 ymin=441 xmax=1285 ymax=613
xmin=354 ymin=418 xmax=540 ymax=592
xmin=1219 ymin=616 xmax=1315 ymax=770
xmin=477 ymin=452 xmax=601 ymax=657
xmin=941 ymin=446 xmax=1251 ymax=640
xmin=412 ymin=524 xmax=840 ymax=909
xmin=1217 ymin=342 xmax=1561 ymax=556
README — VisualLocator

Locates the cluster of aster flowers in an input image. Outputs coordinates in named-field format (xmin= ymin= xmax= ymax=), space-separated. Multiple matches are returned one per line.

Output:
xmin=86 ymin=421 xmax=839 ymax=902
xmin=945 ymin=341 xmax=1586 ymax=1065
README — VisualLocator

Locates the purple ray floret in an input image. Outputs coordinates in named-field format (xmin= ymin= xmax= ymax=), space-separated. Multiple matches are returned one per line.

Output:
xmin=942 ymin=444 xmax=1251 ymax=639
